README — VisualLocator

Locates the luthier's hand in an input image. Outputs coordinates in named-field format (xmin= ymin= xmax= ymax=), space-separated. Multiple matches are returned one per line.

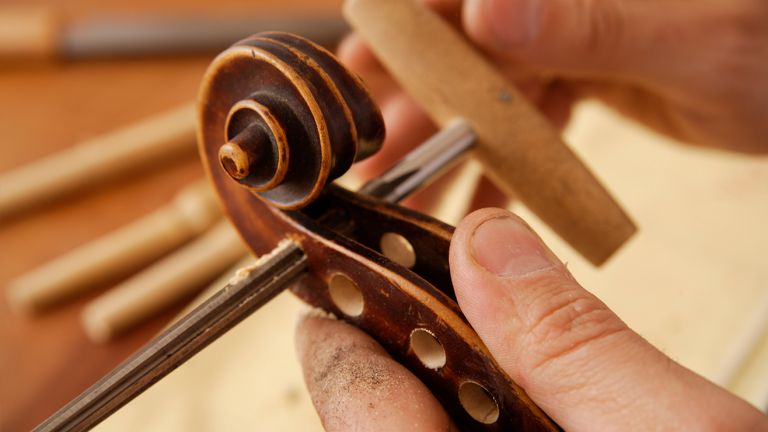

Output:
xmin=343 ymin=0 xmax=768 ymax=211
xmin=296 ymin=208 xmax=768 ymax=431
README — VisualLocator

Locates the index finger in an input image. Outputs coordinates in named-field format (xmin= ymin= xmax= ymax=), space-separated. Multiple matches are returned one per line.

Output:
xmin=295 ymin=313 xmax=456 ymax=432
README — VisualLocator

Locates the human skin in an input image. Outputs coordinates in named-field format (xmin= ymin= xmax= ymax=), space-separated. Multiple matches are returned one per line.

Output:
xmin=296 ymin=0 xmax=768 ymax=430
xmin=340 ymin=0 xmax=768 ymax=210
xmin=297 ymin=209 xmax=768 ymax=431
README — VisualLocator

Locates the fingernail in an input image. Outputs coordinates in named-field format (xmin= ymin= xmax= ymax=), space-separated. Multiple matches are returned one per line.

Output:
xmin=486 ymin=0 xmax=540 ymax=48
xmin=471 ymin=216 xmax=555 ymax=278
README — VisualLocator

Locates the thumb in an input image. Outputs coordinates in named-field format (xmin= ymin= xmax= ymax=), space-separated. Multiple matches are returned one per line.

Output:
xmin=449 ymin=208 xmax=767 ymax=431
xmin=462 ymin=0 xmax=729 ymax=86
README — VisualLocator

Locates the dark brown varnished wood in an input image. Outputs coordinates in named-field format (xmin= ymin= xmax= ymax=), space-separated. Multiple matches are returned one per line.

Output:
xmin=200 ymin=32 xmax=384 ymax=210
xmin=198 ymin=32 xmax=561 ymax=431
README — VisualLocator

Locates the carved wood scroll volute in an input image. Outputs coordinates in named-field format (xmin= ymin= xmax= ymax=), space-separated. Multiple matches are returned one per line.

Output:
xmin=198 ymin=32 xmax=561 ymax=431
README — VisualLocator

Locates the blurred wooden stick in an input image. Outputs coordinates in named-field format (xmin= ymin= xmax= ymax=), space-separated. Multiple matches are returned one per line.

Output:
xmin=0 ymin=6 xmax=57 ymax=59
xmin=6 ymin=181 xmax=220 ymax=312
xmin=0 ymin=5 xmax=347 ymax=61
xmin=0 ymin=103 xmax=196 ymax=220
xmin=81 ymin=220 xmax=248 ymax=343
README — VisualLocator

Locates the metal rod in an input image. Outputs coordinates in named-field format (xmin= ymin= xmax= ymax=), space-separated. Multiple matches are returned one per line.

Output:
xmin=34 ymin=240 xmax=307 ymax=432
xmin=359 ymin=120 xmax=476 ymax=202
xmin=34 ymin=121 xmax=477 ymax=431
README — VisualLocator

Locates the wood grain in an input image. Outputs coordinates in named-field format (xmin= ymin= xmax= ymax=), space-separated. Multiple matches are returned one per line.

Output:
xmin=198 ymin=36 xmax=559 ymax=427
xmin=0 ymin=2 xmax=346 ymax=430
xmin=81 ymin=220 xmax=247 ymax=343
xmin=343 ymin=0 xmax=636 ymax=265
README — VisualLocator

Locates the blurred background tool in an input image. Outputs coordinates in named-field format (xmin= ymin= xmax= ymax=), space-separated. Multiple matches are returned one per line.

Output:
xmin=81 ymin=220 xmax=248 ymax=343
xmin=6 ymin=181 xmax=220 ymax=312
xmin=0 ymin=5 xmax=347 ymax=61
xmin=0 ymin=103 xmax=196 ymax=221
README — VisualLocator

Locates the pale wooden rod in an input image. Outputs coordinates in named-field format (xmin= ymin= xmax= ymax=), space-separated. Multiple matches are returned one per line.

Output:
xmin=0 ymin=103 xmax=196 ymax=220
xmin=344 ymin=0 xmax=636 ymax=265
xmin=7 ymin=181 xmax=220 ymax=312
xmin=81 ymin=220 xmax=248 ymax=343
xmin=0 ymin=6 xmax=57 ymax=59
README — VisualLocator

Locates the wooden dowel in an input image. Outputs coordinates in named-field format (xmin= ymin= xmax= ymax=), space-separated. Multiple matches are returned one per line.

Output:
xmin=6 ymin=181 xmax=221 ymax=312
xmin=0 ymin=103 xmax=196 ymax=220
xmin=344 ymin=0 xmax=636 ymax=265
xmin=0 ymin=6 xmax=58 ymax=60
xmin=81 ymin=221 xmax=248 ymax=343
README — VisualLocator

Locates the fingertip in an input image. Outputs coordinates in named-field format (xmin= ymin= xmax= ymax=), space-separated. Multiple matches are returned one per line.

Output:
xmin=452 ymin=208 xmax=513 ymax=251
xmin=452 ymin=208 xmax=557 ymax=282
xmin=450 ymin=208 xmax=519 ymax=278
xmin=295 ymin=312 xmax=453 ymax=431
xmin=462 ymin=0 xmax=493 ymax=50
xmin=449 ymin=210 xmax=755 ymax=432
xmin=295 ymin=312 xmax=334 ymax=366
xmin=463 ymin=0 xmax=538 ymax=55
xmin=449 ymin=208 xmax=544 ymax=347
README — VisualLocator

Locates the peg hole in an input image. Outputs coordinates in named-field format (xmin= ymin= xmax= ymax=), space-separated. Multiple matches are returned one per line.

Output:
xmin=380 ymin=232 xmax=416 ymax=268
xmin=328 ymin=273 xmax=364 ymax=317
xmin=409 ymin=328 xmax=446 ymax=370
xmin=458 ymin=381 xmax=499 ymax=424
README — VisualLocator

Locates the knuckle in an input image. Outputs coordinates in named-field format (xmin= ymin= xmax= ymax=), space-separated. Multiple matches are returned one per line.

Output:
xmin=719 ymin=12 xmax=763 ymax=59
xmin=703 ymin=2 xmax=767 ymax=83
xmin=582 ymin=0 xmax=626 ymax=64
xmin=516 ymin=275 xmax=628 ymax=374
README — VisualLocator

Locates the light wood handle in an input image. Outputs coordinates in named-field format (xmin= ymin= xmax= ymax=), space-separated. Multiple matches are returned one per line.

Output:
xmin=81 ymin=220 xmax=248 ymax=343
xmin=0 ymin=6 xmax=58 ymax=60
xmin=343 ymin=0 xmax=636 ymax=265
xmin=6 ymin=181 xmax=221 ymax=312
xmin=0 ymin=103 xmax=197 ymax=220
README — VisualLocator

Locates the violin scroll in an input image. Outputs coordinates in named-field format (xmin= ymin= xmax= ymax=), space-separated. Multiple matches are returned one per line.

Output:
xmin=198 ymin=32 xmax=562 ymax=431
xmin=200 ymin=32 xmax=385 ymax=209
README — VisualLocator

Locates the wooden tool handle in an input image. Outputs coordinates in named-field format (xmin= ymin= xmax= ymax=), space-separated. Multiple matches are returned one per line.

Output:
xmin=0 ymin=6 xmax=58 ymax=60
xmin=343 ymin=0 xmax=636 ymax=265
xmin=81 ymin=220 xmax=248 ymax=343
xmin=0 ymin=103 xmax=196 ymax=220
xmin=6 ymin=181 xmax=220 ymax=312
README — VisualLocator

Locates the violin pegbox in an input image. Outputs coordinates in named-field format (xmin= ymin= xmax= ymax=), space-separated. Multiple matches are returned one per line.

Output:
xmin=198 ymin=32 xmax=561 ymax=432
xmin=199 ymin=32 xmax=385 ymax=209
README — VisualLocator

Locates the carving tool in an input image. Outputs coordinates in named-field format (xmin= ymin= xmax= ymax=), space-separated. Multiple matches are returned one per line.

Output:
xmin=0 ymin=6 xmax=347 ymax=60
xmin=33 ymin=0 xmax=641 ymax=422
xmin=7 ymin=181 xmax=219 ymax=312
xmin=0 ymin=104 xmax=196 ymax=220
